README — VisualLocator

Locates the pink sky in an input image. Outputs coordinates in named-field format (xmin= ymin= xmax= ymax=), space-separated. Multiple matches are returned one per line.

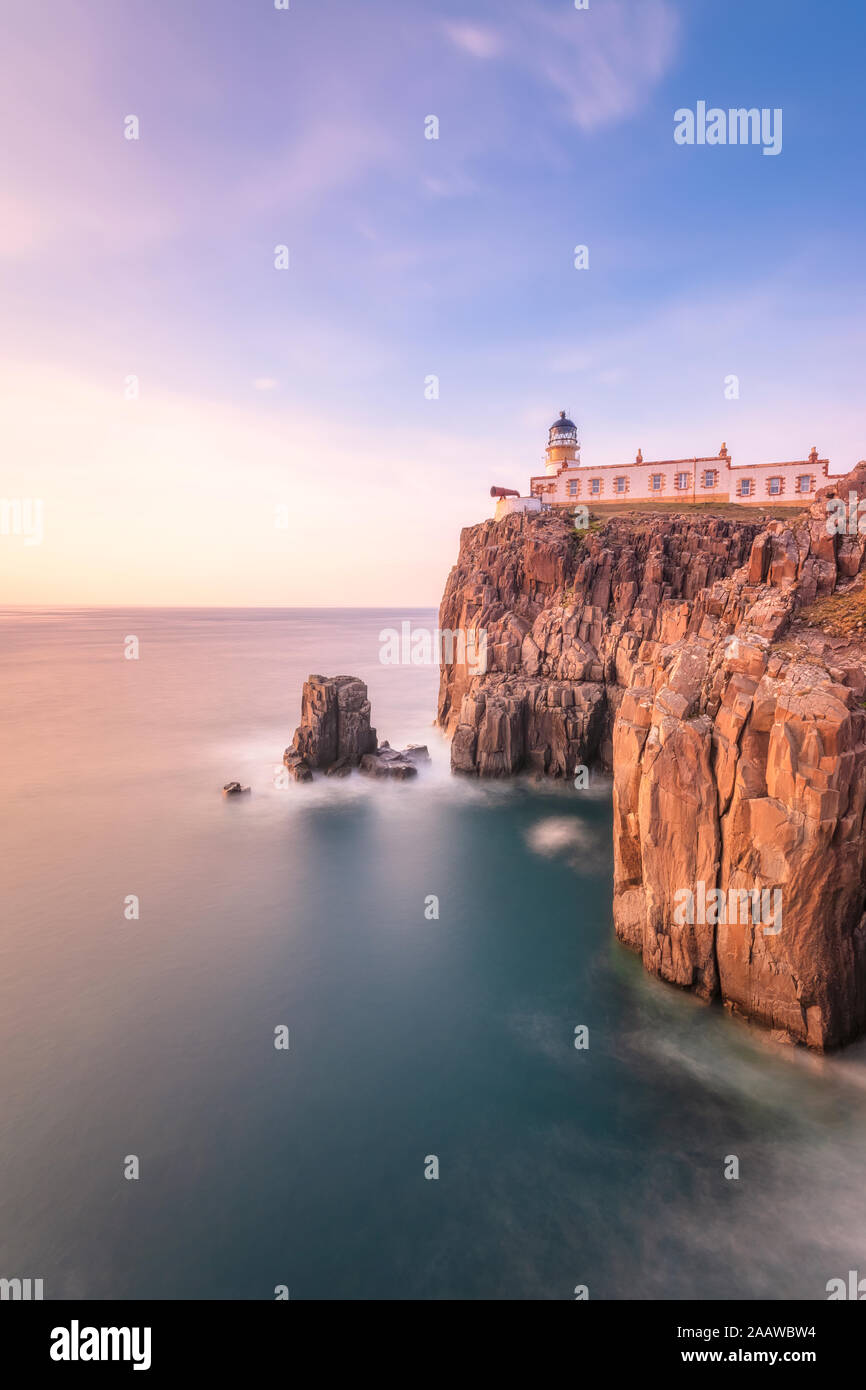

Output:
xmin=2 ymin=0 xmax=863 ymax=605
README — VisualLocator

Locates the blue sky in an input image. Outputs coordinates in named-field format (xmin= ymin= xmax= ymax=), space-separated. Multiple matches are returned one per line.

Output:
xmin=2 ymin=0 xmax=864 ymax=603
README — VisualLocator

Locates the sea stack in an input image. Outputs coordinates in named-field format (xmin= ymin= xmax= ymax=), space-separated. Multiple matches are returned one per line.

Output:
xmin=285 ymin=676 xmax=427 ymax=781
xmin=284 ymin=675 xmax=377 ymax=780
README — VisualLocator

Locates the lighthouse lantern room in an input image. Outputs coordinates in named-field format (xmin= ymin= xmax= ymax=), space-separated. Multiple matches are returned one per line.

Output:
xmin=545 ymin=411 xmax=580 ymax=476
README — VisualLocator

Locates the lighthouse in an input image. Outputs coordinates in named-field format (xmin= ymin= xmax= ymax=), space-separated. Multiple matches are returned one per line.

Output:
xmin=545 ymin=411 xmax=579 ymax=476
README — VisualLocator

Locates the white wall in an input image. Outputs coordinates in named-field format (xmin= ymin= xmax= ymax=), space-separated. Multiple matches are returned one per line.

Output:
xmin=530 ymin=457 xmax=828 ymax=507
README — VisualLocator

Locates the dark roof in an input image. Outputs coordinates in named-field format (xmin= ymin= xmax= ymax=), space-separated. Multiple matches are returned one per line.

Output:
xmin=550 ymin=411 xmax=577 ymax=433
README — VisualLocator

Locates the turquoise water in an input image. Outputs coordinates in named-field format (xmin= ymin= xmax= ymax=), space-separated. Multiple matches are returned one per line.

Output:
xmin=2 ymin=607 xmax=866 ymax=1300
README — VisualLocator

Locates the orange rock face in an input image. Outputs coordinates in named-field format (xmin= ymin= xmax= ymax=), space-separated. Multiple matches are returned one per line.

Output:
xmin=438 ymin=474 xmax=866 ymax=1048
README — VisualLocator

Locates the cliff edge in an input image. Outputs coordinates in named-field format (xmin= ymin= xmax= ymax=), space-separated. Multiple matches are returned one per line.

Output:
xmin=437 ymin=465 xmax=866 ymax=1049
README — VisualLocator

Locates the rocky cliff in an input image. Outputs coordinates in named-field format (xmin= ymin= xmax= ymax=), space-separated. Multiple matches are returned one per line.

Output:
xmin=437 ymin=465 xmax=866 ymax=1049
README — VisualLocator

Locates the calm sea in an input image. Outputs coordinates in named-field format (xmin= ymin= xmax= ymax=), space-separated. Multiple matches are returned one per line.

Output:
xmin=2 ymin=606 xmax=866 ymax=1300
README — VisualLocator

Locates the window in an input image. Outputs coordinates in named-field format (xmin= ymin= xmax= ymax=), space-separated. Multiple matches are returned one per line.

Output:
xmin=703 ymin=470 xmax=716 ymax=489
xmin=614 ymin=476 xmax=627 ymax=494
xmin=675 ymin=472 xmax=689 ymax=490
xmin=650 ymin=474 xmax=663 ymax=491
xmin=768 ymin=476 xmax=782 ymax=495
xmin=568 ymin=479 xmax=578 ymax=496
xmin=590 ymin=478 xmax=601 ymax=495
xmin=797 ymin=474 xmax=812 ymax=493
xmin=737 ymin=478 xmax=754 ymax=497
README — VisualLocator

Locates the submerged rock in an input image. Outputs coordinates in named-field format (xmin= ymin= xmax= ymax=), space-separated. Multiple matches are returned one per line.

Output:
xmin=403 ymin=744 xmax=431 ymax=764
xmin=222 ymin=782 xmax=251 ymax=796
xmin=359 ymin=748 xmax=418 ymax=780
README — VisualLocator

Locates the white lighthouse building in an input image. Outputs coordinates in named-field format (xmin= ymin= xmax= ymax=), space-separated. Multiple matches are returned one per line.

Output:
xmin=493 ymin=410 xmax=830 ymax=519
xmin=532 ymin=410 xmax=829 ymax=507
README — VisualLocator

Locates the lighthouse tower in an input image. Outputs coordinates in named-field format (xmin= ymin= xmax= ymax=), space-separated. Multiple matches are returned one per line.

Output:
xmin=545 ymin=410 xmax=580 ymax=476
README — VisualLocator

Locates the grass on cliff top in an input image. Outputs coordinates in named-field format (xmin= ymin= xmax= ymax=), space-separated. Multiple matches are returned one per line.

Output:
xmin=571 ymin=518 xmax=604 ymax=550
xmin=578 ymin=500 xmax=802 ymax=522
xmin=799 ymin=577 xmax=866 ymax=637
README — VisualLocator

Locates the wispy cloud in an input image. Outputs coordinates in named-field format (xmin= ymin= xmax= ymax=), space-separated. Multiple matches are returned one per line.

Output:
xmin=444 ymin=0 xmax=680 ymax=131
xmin=421 ymin=173 xmax=479 ymax=199
xmin=234 ymin=118 xmax=397 ymax=220
xmin=443 ymin=23 xmax=505 ymax=60
xmin=534 ymin=0 xmax=680 ymax=131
